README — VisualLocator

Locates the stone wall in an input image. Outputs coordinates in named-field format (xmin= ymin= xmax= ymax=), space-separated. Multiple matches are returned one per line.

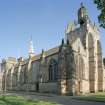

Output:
xmin=39 ymin=82 xmax=57 ymax=93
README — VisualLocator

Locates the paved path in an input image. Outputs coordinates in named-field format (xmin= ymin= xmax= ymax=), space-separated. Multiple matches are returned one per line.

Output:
xmin=7 ymin=92 xmax=105 ymax=105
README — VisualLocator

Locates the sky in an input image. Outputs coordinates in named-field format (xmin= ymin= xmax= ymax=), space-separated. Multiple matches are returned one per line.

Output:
xmin=0 ymin=0 xmax=105 ymax=59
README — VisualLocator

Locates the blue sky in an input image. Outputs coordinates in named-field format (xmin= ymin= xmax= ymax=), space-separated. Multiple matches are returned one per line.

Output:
xmin=0 ymin=0 xmax=105 ymax=59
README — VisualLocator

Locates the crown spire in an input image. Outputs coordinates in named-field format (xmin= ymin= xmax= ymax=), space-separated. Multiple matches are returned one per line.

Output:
xmin=29 ymin=36 xmax=34 ymax=57
xmin=78 ymin=2 xmax=88 ymax=25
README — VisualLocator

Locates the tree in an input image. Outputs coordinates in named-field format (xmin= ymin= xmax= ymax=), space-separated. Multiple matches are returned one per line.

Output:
xmin=94 ymin=0 xmax=105 ymax=28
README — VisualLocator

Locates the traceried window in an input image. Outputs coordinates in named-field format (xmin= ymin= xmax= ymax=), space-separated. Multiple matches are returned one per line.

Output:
xmin=20 ymin=64 xmax=28 ymax=84
xmin=23 ymin=64 xmax=28 ymax=84
xmin=49 ymin=59 xmax=58 ymax=81
xmin=75 ymin=54 xmax=85 ymax=80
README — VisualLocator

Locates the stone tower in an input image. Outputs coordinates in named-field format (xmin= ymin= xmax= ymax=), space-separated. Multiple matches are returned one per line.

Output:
xmin=58 ymin=39 xmax=76 ymax=95
xmin=65 ymin=3 xmax=104 ymax=94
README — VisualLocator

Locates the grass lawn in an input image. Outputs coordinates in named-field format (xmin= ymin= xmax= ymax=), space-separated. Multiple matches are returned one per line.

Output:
xmin=76 ymin=92 xmax=105 ymax=102
xmin=0 ymin=95 xmax=60 ymax=105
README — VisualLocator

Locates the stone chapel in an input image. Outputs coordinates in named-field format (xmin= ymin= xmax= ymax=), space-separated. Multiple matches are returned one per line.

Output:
xmin=0 ymin=3 xmax=105 ymax=95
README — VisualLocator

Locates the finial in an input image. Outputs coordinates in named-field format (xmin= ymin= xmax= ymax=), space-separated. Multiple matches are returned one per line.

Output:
xmin=42 ymin=49 xmax=44 ymax=54
xmin=67 ymin=39 xmax=69 ymax=45
xmin=61 ymin=39 xmax=64 ymax=45
xmin=41 ymin=49 xmax=45 ymax=58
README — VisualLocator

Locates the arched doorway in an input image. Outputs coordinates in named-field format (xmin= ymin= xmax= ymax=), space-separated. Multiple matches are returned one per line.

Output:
xmin=88 ymin=33 xmax=95 ymax=92
xmin=97 ymin=40 xmax=103 ymax=91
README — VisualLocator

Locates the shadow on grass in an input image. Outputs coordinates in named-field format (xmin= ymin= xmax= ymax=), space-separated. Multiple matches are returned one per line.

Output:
xmin=0 ymin=96 xmax=40 ymax=105
xmin=0 ymin=95 xmax=60 ymax=105
xmin=73 ymin=96 xmax=105 ymax=103
xmin=0 ymin=96 xmax=22 ymax=105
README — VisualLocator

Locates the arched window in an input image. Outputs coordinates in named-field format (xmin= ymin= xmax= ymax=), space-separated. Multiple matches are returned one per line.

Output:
xmin=88 ymin=33 xmax=95 ymax=92
xmin=22 ymin=65 xmax=27 ymax=84
xmin=49 ymin=59 xmax=58 ymax=81
xmin=76 ymin=54 xmax=85 ymax=80
xmin=20 ymin=64 xmax=27 ymax=84
xmin=97 ymin=40 xmax=103 ymax=91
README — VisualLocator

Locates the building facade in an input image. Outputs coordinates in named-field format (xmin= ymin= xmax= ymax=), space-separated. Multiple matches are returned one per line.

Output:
xmin=0 ymin=4 xmax=105 ymax=95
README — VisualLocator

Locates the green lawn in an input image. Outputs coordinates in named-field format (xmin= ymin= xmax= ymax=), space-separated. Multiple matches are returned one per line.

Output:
xmin=0 ymin=95 xmax=60 ymax=105
xmin=76 ymin=92 xmax=105 ymax=102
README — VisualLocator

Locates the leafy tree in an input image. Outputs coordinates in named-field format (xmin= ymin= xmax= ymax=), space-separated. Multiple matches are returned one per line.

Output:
xmin=94 ymin=0 xmax=105 ymax=28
